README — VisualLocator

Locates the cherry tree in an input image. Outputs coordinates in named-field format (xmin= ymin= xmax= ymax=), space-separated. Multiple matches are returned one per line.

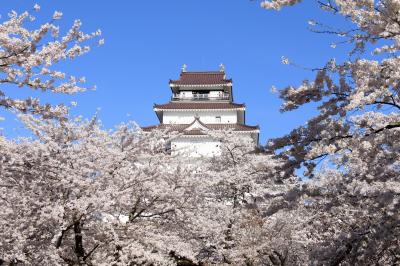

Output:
xmin=168 ymin=131 xmax=307 ymax=265
xmin=260 ymin=1 xmax=400 ymax=264
xmin=1 ymin=115 xmax=304 ymax=265
xmin=5 ymin=1 xmax=399 ymax=265
xmin=0 ymin=5 xmax=102 ymax=119
xmin=0 ymin=5 xmax=300 ymax=265
xmin=0 ymin=114 xmax=202 ymax=265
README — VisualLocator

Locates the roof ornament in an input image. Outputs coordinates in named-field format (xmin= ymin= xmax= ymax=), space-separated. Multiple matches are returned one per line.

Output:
xmin=219 ymin=63 xmax=225 ymax=72
xmin=181 ymin=64 xmax=187 ymax=72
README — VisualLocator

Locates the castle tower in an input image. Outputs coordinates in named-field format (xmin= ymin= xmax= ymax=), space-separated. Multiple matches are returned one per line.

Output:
xmin=142 ymin=66 xmax=259 ymax=157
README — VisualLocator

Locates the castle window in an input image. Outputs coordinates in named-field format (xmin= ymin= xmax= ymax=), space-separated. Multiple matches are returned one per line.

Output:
xmin=215 ymin=116 xmax=221 ymax=123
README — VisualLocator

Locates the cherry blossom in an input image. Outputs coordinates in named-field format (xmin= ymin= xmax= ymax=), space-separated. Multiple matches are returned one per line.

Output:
xmin=262 ymin=1 xmax=400 ymax=264
xmin=0 ymin=7 xmax=102 ymax=119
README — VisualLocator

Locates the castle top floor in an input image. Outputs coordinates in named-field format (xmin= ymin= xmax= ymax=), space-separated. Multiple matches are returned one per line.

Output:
xmin=169 ymin=64 xmax=233 ymax=102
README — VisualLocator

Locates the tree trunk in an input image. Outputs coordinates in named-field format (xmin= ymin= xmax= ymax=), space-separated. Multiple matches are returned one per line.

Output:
xmin=74 ymin=220 xmax=86 ymax=265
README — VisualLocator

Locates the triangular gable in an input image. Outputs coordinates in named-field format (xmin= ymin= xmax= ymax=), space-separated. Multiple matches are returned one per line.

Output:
xmin=184 ymin=117 xmax=210 ymax=132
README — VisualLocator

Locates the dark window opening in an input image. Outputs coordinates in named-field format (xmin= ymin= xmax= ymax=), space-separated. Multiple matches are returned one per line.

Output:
xmin=192 ymin=90 xmax=210 ymax=95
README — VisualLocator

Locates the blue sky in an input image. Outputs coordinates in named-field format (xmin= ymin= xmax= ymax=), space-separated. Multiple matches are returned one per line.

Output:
xmin=1 ymin=0 xmax=352 ymax=144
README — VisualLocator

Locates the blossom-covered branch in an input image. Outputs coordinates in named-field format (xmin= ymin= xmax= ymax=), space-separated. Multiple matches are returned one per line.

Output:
xmin=0 ymin=6 xmax=102 ymax=119
xmin=261 ymin=1 xmax=400 ymax=265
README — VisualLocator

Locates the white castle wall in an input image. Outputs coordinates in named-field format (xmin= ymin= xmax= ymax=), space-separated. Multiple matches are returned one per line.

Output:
xmin=170 ymin=133 xmax=256 ymax=157
xmin=171 ymin=137 xmax=221 ymax=157
xmin=163 ymin=110 xmax=237 ymax=124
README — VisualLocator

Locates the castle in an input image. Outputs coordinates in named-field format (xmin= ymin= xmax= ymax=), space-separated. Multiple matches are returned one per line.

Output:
xmin=142 ymin=65 xmax=259 ymax=157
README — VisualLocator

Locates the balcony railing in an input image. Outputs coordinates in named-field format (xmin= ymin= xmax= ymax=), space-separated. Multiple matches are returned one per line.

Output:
xmin=172 ymin=93 xmax=230 ymax=101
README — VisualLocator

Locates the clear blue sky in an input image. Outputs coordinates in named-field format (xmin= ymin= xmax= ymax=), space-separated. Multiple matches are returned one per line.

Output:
xmin=1 ymin=0 xmax=351 ymax=144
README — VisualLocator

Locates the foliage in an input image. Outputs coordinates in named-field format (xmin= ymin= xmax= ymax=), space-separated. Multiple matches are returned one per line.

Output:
xmin=0 ymin=116 xmax=298 ymax=265
xmin=0 ymin=5 xmax=102 ymax=119
xmin=1 ymin=1 xmax=400 ymax=265
xmin=261 ymin=0 xmax=400 ymax=265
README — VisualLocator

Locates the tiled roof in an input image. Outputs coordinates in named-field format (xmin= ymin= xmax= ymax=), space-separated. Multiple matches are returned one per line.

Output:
xmin=208 ymin=124 xmax=259 ymax=130
xmin=141 ymin=123 xmax=259 ymax=133
xmin=141 ymin=124 xmax=184 ymax=131
xmin=154 ymin=102 xmax=245 ymax=110
xmin=169 ymin=71 xmax=232 ymax=86
xmin=182 ymin=130 xmax=207 ymax=136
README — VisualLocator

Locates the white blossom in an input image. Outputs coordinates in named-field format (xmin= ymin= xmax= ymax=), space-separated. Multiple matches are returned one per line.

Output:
xmin=264 ymin=1 xmax=400 ymax=264
xmin=281 ymin=55 xmax=290 ymax=65
xmin=0 ymin=8 xmax=101 ymax=119
xmin=52 ymin=11 xmax=63 ymax=20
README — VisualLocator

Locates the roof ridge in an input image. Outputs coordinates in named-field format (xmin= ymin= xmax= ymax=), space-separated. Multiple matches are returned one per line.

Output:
xmin=169 ymin=71 xmax=232 ymax=86
xmin=153 ymin=102 xmax=246 ymax=110
xmin=154 ymin=102 xmax=244 ymax=104
xmin=181 ymin=71 xmax=224 ymax=74
xmin=141 ymin=123 xmax=259 ymax=132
